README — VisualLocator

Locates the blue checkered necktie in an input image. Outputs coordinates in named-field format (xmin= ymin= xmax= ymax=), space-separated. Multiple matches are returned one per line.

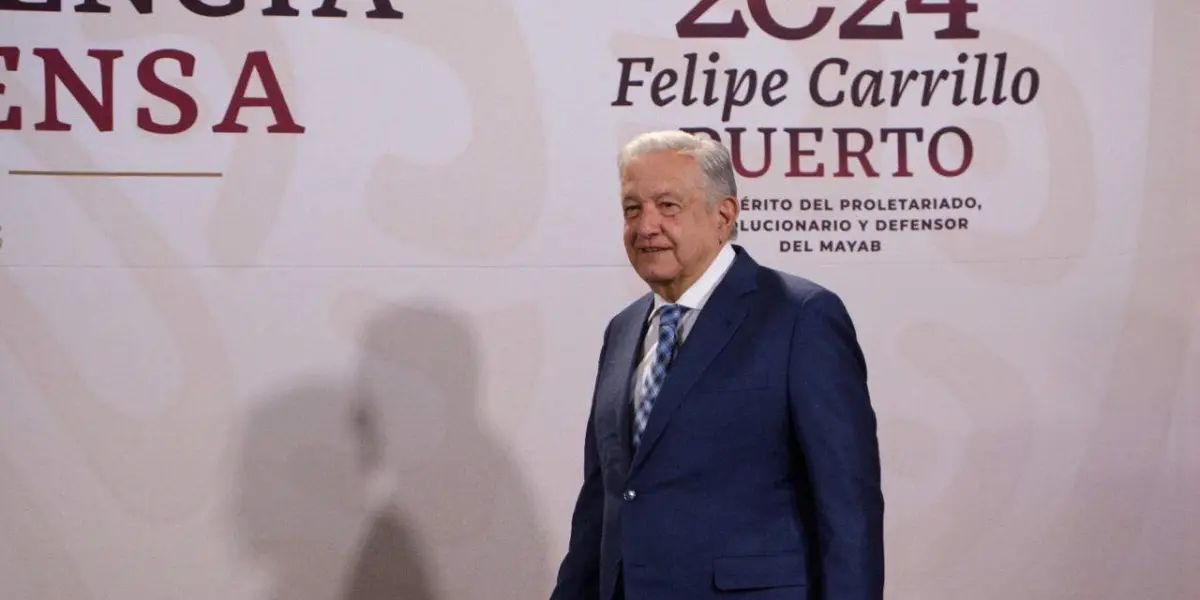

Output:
xmin=632 ymin=304 xmax=688 ymax=450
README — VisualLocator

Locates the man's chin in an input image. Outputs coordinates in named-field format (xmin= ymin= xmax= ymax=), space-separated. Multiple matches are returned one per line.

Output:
xmin=635 ymin=266 xmax=678 ymax=285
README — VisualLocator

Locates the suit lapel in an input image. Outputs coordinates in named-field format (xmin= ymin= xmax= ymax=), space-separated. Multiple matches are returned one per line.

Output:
xmin=602 ymin=296 xmax=652 ymax=471
xmin=629 ymin=248 xmax=759 ymax=473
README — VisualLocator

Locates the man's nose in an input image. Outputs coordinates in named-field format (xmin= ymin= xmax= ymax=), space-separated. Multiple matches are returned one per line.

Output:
xmin=633 ymin=206 xmax=662 ymax=236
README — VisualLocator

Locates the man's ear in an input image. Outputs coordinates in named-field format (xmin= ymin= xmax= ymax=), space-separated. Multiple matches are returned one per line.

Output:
xmin=717 ymin=195 xmax=739 ymax=239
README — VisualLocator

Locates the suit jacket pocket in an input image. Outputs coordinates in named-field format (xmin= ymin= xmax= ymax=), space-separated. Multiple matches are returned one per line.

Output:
xmin=699 ymin=367 xmax=770 ymax=392
xmin=712 ymin=551 xmax=808 ymax=591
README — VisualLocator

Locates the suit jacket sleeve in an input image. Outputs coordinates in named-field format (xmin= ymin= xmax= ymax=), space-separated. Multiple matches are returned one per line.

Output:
xmin=548 ymin=322 xmax=611 ymax=600
xmin=787 ymin=289 xmax=885 ymax=600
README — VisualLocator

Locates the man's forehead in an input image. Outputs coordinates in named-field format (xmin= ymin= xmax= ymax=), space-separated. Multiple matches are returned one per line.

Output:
xmin=624 ymin=150 xmax=697 ymax=172
xmin=622 ymin=163 xmax=696 ymax=186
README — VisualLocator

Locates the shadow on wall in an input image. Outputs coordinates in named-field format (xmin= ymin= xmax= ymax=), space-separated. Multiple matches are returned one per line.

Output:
xmin=233 ymin=303 xmax=550 ymax=600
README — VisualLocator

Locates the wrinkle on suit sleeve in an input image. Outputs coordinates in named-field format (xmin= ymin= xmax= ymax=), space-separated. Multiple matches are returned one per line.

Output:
xmin=787 ymin=289 xmax=885 ymax=600
xmin=548 ymin=320 xmax=612 ymax=600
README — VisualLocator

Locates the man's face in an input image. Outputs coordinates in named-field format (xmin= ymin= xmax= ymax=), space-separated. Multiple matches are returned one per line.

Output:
xmin=620 ymin=151 xmax=737 ymax=300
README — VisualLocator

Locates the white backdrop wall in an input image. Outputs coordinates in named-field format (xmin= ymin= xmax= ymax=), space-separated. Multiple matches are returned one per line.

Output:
xmin=1 ymin=0 xmax=1197 ymax=598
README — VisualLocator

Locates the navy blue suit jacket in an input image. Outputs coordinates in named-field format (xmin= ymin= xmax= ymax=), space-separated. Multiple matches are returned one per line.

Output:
xmin=549 ymin=245 xmax=884 ymax=600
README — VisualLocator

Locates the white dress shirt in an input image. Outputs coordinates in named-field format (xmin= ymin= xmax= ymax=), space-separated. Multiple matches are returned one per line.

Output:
xmin=631 ymin=243 xmax=737 ymax=412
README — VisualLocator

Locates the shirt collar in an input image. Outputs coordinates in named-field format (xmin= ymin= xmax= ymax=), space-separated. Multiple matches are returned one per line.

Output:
xmin=649 ymin=243 xmax=736 ymax=318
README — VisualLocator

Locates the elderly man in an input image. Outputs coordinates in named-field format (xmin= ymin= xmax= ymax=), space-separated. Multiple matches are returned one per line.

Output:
xmin=548 ymin=131 xmax=885 ymax=600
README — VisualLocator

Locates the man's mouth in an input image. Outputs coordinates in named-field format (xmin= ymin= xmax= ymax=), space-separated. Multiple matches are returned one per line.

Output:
xmin=638 ymin=247 xmax=669 ymax=253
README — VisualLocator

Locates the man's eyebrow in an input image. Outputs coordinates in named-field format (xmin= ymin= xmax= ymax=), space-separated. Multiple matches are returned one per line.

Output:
xmin=622 ymin=191 xmax=677 ymax=203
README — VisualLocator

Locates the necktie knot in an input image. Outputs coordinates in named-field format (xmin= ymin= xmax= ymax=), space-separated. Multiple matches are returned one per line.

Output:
xmin=658 ymin=304 xmax=686 ymax=331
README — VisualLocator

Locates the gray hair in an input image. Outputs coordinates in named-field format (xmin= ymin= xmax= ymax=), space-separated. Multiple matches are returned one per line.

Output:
xmin=617 ymin=130 xmax=739 ymax=239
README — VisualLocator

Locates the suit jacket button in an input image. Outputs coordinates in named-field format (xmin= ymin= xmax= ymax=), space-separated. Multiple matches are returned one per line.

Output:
xmin=623 ymin=490 xmax=636 ymax=501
